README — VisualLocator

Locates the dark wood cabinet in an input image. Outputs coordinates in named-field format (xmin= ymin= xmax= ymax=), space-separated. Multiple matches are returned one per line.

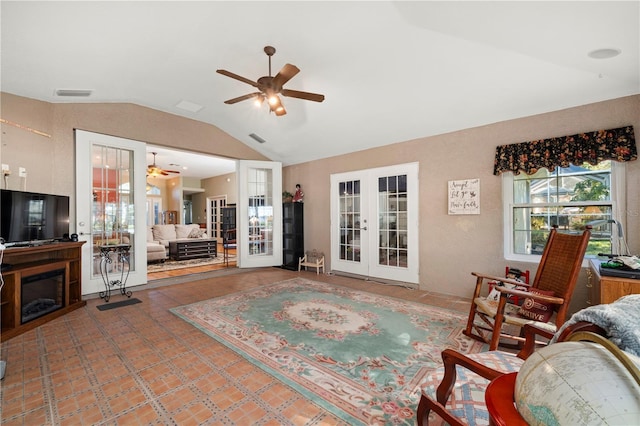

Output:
xmin=163 ymin=210 xmax=178 ymax=224
xmin=221 ymin=206 xmax=236 ymax=232
xmin=0 ymin=242 xmax=86 ymax=342
xmin=282 ymin=202 xmax=304 ymax=270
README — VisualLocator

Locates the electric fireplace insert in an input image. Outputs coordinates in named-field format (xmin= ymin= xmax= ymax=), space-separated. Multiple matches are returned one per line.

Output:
xmin=21 ymin=269 xmax=65 ymax=324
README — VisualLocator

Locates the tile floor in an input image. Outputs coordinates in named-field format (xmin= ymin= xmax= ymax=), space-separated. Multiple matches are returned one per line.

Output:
xmin=0 ymin=268 xmax=470 ymax=425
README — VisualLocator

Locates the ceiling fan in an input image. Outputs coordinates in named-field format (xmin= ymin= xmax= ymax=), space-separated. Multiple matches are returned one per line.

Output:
xmin=147 ymin=152 xmax=180 ymax=177
xmin=217 ymin=46 xmax=325 ymax=116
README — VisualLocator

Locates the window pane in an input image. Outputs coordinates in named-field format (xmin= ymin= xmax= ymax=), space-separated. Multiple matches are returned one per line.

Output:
xmin=339 ymin=179 xmax=361 ymax=262
xmin=513 ymin=205 xmax=613 ymax=255
xmin=91 ymin=145 xmax=135 ymax=277
xmin=247 ymin=168 xmax=273 ymax=256
xmin=511 ymin=161 xmax=612 ymax=257
xmin=377 ymin=174 xmax=408 ymax=269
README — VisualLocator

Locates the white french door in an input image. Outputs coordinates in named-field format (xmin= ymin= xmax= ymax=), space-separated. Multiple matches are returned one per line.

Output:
xmin=75 ymin=130 xmax=148 ymax=296
xmin=330 ymin=163 xmax=419 ymax=283
xmin=206 ymin=195 xmax=228 ymax=239
xmin=237 ymin=160 xmax=283 ymax=268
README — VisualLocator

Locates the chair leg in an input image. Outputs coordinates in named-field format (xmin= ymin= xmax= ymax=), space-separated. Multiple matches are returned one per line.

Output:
xmin=416 ymin=393 xmax=467 ymax=426
xmin=464 ymin=306 xmax=477 ymax=337
xmin=416 ymin=395 xmax=430 ymax=426
xmin=464 ymin=276 xmax=485 ymax=339
xmin=489 ymin=298 xmax=508 ymax=351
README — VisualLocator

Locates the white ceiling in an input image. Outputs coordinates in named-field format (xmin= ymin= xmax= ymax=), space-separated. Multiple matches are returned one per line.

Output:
xmin=2 ymin=1 xmax=639 ymax=177
xmin=146 ymin=145 xmax=236 ymax=180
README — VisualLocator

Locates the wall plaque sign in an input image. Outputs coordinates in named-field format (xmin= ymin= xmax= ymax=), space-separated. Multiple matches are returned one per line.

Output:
xmin=448 ymin=178 xmax=480 ymax=215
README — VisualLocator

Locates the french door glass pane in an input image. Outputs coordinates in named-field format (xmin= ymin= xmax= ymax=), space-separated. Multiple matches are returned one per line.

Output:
xmin=378 ymin=175 xmax=408 ymax=268
xmin=91 ymin=145 xmax=135 ymax=277
xmin=247 ymin=168 xmax=273 ymax=255
xmin=339 ymin=180 xmax=361 ymax=262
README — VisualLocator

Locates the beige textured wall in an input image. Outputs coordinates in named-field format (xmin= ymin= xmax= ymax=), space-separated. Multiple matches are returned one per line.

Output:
xmin=0 ymin=95 xmax=56 ymax=193
xmin=284 ymin=95 xmax=640 ymax=312
xmin=191 ymin=172 xmax=238 ymax=225
xmin=0 ymin=92 xmax=267 ymax=226
xmin=2 ymin=91 xmax=638 ymax=311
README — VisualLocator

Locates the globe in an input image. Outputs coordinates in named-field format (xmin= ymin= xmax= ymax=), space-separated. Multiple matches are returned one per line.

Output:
xmin=515 ymin=341 xmax=640 ymax=425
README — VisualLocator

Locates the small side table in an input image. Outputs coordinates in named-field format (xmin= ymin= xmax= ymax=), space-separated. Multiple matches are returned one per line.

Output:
xmin=99 ymin=244 xmax=132 ymax=302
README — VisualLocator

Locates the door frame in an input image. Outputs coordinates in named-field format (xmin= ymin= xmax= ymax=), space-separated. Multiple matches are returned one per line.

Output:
xmin=237 ymin=160 xmax=283 ymax=268
xmin=75 ymin=130 xmax=148 ymax=296
xmin=330 ymin=163 xmax=419 ymax=284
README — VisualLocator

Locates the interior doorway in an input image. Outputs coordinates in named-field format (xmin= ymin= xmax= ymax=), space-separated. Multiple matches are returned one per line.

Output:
xmin=207 ymin=195 xmax=228 ymax=240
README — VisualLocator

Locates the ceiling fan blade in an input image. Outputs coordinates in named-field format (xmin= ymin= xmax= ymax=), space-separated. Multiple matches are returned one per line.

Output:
xmin=164 ymin=170 xmax=181 ymax=174
xmin=281 ymin=89 xmax=325 ymax=103
xmin=216 ymin=69 xmax=260 ymax=88
xmin=224 ymin=92 xmax=263 ymax=105
xmin=271 ymin=64 xmax=300 ymax=89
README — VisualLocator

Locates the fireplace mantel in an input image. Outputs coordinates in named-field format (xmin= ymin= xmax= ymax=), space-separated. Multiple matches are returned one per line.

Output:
xmin=0 ymin=242 xmax=85 ymax=342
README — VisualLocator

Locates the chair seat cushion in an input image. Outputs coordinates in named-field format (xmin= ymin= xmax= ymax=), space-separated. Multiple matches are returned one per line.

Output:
xmin=420 ymin=351 xmax=524 ymax=425
xmin=474 ymin=297 xmax=557 ymax=333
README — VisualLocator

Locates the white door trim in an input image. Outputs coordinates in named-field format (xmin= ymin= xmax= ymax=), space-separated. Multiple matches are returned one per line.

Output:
xmin=75 ymin=130 xmax=148 ymax=296
xmin=237 ymin=160 xmax=283 ymax=268
xmin=330 ymin=163 xmax=419 ymax=284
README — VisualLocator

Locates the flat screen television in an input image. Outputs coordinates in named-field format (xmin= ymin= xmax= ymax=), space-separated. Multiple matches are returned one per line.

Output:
xmin=0 ymin=189 xmax=70 ymax=246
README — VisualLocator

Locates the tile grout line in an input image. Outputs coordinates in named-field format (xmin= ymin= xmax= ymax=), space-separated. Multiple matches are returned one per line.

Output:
xmin=35 ymin=327 xmax=59 ymax=425
xmin=84 ymin=301 xmax=176 ymax=425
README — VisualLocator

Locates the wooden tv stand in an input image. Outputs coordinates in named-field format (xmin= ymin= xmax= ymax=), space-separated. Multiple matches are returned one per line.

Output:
xmin=0 ymin=241 xmax=86 ymax=342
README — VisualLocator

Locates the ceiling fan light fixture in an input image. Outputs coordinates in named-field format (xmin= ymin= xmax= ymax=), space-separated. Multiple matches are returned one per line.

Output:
xmin=268 ymin=95 xmax=279 ymax=106
xmin=217 ymin=45 xmax=324 ymax=117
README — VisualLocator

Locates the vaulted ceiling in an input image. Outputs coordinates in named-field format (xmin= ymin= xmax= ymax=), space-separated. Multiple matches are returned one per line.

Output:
xmin=2 ymin=1 xmax=638 ymax=170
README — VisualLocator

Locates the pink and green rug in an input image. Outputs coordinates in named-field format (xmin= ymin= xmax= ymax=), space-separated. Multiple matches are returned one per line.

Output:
xmin=170 ymin=277 xmax=485 ymax=425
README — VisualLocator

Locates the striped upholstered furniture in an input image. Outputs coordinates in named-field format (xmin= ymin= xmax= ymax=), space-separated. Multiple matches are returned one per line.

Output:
xmin=416 ymin=321 xmax=605 ymax=425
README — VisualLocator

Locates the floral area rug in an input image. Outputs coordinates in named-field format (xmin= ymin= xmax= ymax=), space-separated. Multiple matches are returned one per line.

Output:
xmin=147 ymin=255 xmax=235 ymax=272
xmin=170 ymin=277 xmax=485 ymax=425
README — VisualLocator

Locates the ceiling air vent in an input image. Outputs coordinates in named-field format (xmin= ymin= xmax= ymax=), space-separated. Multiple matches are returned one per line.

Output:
xmin=55 ymin=89 xmax=93 ymax=97
xmin=249 ymin=133 xmax=267 ymax=144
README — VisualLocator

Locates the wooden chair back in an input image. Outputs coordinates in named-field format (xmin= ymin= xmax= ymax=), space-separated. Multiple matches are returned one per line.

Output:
xmin=530 ymin=226 xmax=591 ymax=325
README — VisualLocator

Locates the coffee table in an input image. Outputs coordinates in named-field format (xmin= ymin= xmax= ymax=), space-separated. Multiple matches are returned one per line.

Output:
xmin=169 ymin=238 xmax=217 ymax=260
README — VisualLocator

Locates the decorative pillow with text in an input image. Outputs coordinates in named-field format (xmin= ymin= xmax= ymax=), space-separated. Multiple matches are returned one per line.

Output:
xmin=518 ymin=289 xmax=555 ymax=323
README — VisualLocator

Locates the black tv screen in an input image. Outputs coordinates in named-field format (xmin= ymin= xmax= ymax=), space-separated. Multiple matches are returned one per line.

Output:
xmin=0 ymin=189 xmax=70 ymax=245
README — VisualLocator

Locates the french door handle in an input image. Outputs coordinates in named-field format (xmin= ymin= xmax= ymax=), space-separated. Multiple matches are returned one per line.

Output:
xmin=360 ymin=227 xmax=368 ymax=231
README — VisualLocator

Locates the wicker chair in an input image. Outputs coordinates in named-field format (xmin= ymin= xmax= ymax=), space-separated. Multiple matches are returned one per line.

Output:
xmin=464 ymin=226 xmax=591 ymax=351
xmin=298 ymin=249 xmax=325 ymax=275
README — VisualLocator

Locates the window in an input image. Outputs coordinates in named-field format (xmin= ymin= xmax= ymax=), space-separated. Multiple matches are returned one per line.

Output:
xmin=503 ymin=160 xmax=625 ymax=260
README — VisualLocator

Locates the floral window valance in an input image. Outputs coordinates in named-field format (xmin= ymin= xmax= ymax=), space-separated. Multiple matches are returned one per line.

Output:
xmin=493 ymin=125 xmax=637 ymax=175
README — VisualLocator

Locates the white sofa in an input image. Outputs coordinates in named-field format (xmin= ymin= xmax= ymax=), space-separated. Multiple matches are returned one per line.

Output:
xmin=147 ymin=228 xmax=167 ymax=263
xmin=147 ymin=224 xmax=208 ymax=263
xmin=150 ymin=224 xmax=208 ymax=248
